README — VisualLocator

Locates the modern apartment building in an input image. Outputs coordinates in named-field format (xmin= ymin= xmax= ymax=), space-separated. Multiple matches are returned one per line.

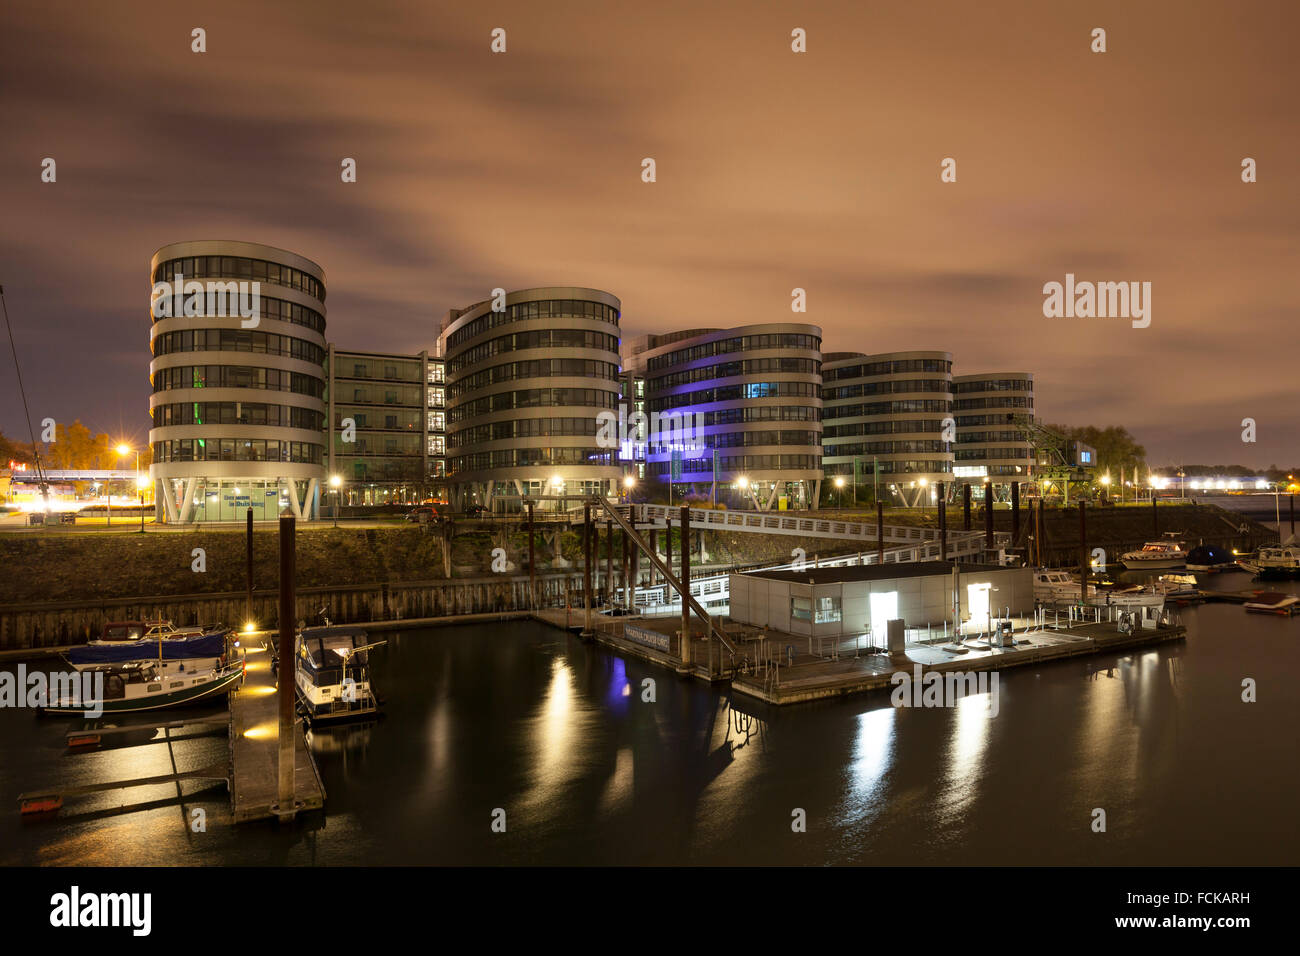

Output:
xmin=820 ymin=351 xmax=954 ymax=507
xmin=623 ymin=324 xmax=824 ymax=510
xmin=951 ymin=372 xmax=1034 ymax=500
xmin=324 ymin=347 xmax=446 ymax=507
xmin=148 ymin=240 xmax=327 ymax=522
xmin=441 ymin=288 xmax=623 ymax=512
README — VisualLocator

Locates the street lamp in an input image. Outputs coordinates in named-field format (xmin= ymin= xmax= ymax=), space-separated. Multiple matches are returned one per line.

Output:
xmin=329 ymin=474 xmax=341 ymax=528
xmin=622 ymin=474 xmax=636 ymax=501
xmin=112 ymin=442 xmax=135 ymax=527
xmin=834 ymin=475 xmax=845 ymax=508
xmin=135 ymin=474 xmax=148 ymax=531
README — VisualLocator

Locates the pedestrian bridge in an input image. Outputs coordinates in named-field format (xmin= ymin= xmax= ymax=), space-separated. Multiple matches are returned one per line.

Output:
xmin=580 ymin=502 xmax=977 ymax=548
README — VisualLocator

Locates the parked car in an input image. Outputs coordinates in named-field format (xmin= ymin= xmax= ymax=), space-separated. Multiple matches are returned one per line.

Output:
xmin=404 ymin=505 xmax=441 ymax=522
xmin=463 ymin=504 xmax=484 ymax=517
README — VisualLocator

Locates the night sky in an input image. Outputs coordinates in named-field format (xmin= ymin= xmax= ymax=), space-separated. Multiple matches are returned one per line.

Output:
xmin=1 ymin=0 xmax=1297 ymax=465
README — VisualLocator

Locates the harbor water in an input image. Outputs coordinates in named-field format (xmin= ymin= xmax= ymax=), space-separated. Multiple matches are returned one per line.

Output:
xmin=1 ymin=569 xmax=1296 ymax=866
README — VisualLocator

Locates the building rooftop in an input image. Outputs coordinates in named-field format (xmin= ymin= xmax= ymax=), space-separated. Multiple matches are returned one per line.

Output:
xmin=741 ymin=561 xmax=1012 ymax=585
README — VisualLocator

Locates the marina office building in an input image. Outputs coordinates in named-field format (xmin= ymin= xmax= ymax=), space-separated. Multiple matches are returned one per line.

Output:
xmin=147 ymin=241 xmax=1039 ymax=520
xmin=728 ymin=562 xmax=1034 ymax=643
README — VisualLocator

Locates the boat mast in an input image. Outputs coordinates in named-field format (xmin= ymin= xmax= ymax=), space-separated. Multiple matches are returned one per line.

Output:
xmin=0 ymin=285 xmax=52 ymax=512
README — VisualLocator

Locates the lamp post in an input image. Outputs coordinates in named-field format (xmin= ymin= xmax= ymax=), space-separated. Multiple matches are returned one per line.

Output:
xmin=135 ymin=475 xmax=148 ymax=531
xmin=622 ymin=473 xmax=636 ymax=502
xmin=834 ymin=475 xmax=845 ymax=509
xmin=329 ymin=474 xmax=341 ymax=528
xmin=112 ymin=442 xmax=134 ymax=528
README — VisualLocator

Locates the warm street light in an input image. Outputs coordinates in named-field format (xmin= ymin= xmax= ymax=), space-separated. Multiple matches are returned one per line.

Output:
xmin=736 ymin=475 xmax=749 ymax=489
xmin=623 ymin=474 xmax=636 ymax=489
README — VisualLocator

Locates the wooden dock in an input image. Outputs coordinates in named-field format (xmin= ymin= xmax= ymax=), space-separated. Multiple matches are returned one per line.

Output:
xmin=228 ymin=634 xmax=325 ymax=822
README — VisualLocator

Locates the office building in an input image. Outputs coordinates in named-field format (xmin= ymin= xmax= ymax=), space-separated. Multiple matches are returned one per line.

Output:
xmin=148 ymin=240 xmax=327 ymax=522
xmin=623 ymin=324 xmax=823 ymax=510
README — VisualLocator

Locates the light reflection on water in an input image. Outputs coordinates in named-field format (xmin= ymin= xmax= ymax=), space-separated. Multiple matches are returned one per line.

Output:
xmin=0 ymin=585 xmax=1296 ymax=865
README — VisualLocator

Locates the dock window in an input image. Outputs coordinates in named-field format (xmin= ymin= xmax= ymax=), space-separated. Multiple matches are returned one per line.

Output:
xmin=814 ymin=596 xmax=842 ymax=624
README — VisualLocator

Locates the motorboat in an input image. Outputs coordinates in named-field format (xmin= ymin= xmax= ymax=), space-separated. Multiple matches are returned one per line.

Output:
xmin=1120 ymin=536 xmax=1188 ymax=569
xmin=1032 ymin=569 xmax=1096 ymax=603
xmin=1149 ymin=574 xmax=1200 ymax=600
xmin=1237 ymin=545 xmax=1300 ymax=579
xmin=294 ymin=625 xmax=386 ymax=724
xmin=1242 ymin=592 xmax=1300 ymax=616
xmin=39 ymin=659 xmax=245 ymax=715
xmin=1185 ymin=542 xmax=1237 ymax=572
xmin=66 ymin=620 xmax=231 ymax=671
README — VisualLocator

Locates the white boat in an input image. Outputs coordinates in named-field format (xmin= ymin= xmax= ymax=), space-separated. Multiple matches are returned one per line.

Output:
xmin=1120 ymin=536 xmax=1188 ymax=569
xmin=1150 ymin=574 xmax=1200 ymax=600
xmin=40 ymin=659 xmax=245 ymax=715
xmin=1033 ymin=569 xmax=1096 ymax=603
xmin=1242 ymin=592 xmax=1300 ymax=615
xmin=1237 ymin=545 xmax=1300 ymax=580
xmin=294 ymin=625 xmax=386 ymax=724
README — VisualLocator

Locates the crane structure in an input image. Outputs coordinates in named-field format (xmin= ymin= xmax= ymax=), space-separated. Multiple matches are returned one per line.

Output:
xmin=1006 ymin=414 xmax=1096 ymax=505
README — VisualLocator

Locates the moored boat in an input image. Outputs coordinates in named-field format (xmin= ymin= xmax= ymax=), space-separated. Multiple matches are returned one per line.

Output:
xmin=1242 ymin=592 xmax=1300 ymax=616
xmin=294 ymin=625 xmax=386 ymax=724
xmin=1237 ymin=545 xmax=1300 ymax=580
xmin=1033 ymin=569 xmax=1096 ymax=603
xmin=1185 ymin=542 xmax=1237 ymax=573
xmin=1120 ymin=536 xmax=1188 ymax=570
xmin=66 ymin=620 xmax=232 ymax=670
xmin=39 ymin=659 xmax=245 ymax=715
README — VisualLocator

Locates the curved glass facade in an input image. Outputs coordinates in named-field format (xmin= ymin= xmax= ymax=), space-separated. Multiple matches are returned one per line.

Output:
xmin=441 ymin=288 xmax=623 ymax=511
xmin=626 ymin=324 xmax=823 ymax=510
xmin=148 ymin=240 xmax=327 ymax=523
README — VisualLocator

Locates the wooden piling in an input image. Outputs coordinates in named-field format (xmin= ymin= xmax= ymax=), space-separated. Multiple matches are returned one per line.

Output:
xmin=276 ymin=514 xmax=296 ymax=819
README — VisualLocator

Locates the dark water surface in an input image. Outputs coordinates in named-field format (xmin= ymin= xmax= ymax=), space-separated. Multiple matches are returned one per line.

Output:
xmin=2 ymin=570 xmax=1296 ymax=866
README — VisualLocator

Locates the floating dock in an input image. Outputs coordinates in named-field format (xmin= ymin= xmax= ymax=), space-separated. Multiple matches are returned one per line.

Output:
xmin=229 ymin=633 xmax=325 ymax=822
xmin=535 ymin=608 xmax=1186 ymax=705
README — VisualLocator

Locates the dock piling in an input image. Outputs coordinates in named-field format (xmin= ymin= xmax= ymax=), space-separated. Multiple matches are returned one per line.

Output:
xmin=275 ymin=514 xmax=297 ymax=820
xmin=680 ymin=506 xmax=691 ymax=667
